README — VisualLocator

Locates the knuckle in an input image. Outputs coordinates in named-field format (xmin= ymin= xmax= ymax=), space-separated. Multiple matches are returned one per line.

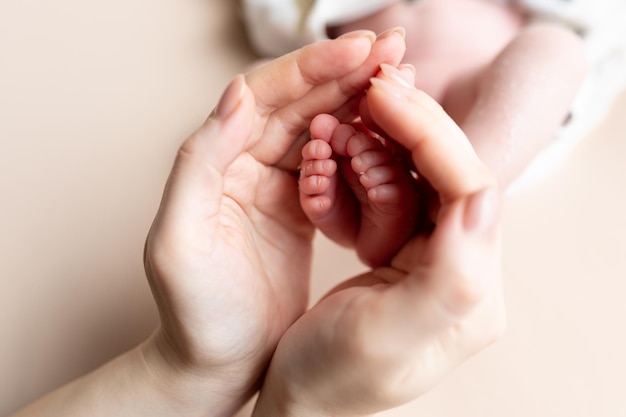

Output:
xmin=440 ymin=269 xmax=487 ymax=317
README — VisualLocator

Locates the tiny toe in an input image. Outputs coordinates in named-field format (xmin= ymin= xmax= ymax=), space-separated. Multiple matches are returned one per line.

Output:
xmin=359 ymin=165 xmax=401 ymax=189
xmin=367 ymin=184 xmax=402 ymax=206
xmin=300 ymin=158 xmax=337 ymax=179
xmin=300 ymin=194 xmax=333 ymax=220
xmin=302 ymin=139 xmax=333 ymax=161
xmin=351 ymin=149 xmax=394 ymax=174
xmin=330 ymin=124 xmax=356 ymax=156
xmin=346 ymin=131 xmax=384 ymax=158
xmin=299 ymin=174 xmax=332 ymax=195
xmin=310 ymin=114 xmax=340 ymax=143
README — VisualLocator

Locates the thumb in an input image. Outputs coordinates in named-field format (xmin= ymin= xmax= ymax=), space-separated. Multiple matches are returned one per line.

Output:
xmin=156 ymin=75 xmax=255 ymax=230
xmin=389 ymin=187 xmax=503 ymax=338
xmin=193 ymin=74 xmax=255 ymax=173
xmin=425 ymin=187 xmax=502 ymax=318
xmin=361 ymin=187 xmax=504 ymax=399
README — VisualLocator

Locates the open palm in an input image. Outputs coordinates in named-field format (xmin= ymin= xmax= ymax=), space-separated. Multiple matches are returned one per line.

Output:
xmin=142 ymin=30 xmax=406 ymax=417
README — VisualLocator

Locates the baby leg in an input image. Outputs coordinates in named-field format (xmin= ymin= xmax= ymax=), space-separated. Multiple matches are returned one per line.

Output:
xmin=449 ymin=23 xmax=587 ymax=188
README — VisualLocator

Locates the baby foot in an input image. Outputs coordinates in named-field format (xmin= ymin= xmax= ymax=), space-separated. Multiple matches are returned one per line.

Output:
xmin=339 ymin=125 xmax=418 ymax=267
xmin=299 ymin=115 xmax=361 ymax=249
xmin=299 ymin=114 xmax=418 ymax=267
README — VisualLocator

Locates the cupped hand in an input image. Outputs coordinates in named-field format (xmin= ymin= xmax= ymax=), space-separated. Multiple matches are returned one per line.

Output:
xmin=141 ymin=30 xmax=406 ymax=417
xmin=254 ymin=65 xmax=505 ymax=417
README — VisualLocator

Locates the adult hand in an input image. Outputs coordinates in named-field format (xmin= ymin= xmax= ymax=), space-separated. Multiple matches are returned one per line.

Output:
xmin=253 ymin=65 xmax=505 ymax=417
xmin=142 ymin=29 xmax=407 ymax=417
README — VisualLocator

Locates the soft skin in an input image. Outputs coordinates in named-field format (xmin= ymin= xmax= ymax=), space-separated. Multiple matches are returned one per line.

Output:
xmin=254 ymin=65 xmax=505 ymax=417
xmin=10 ymin=30 xmax=406 ymax=417
xmin=331 ymin=0 xmax=587 ymax=188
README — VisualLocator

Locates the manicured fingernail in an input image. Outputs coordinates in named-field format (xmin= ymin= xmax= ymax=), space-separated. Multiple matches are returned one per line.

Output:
xmin=337 ymin=30 xmax=376 ymax=44
xmin=380 ymin=63 xmax=414 ymax=88
xmin=377 ymin=26 xmax=406 ymax=40
xmin=463 ymin=187 xmax=501 ymax=235
xmin=213 ymin=74 xmax=246 ymax=120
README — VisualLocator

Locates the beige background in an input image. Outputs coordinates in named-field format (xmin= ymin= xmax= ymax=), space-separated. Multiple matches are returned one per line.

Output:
xmin=1 ymin=1 xmax=625 ymax=416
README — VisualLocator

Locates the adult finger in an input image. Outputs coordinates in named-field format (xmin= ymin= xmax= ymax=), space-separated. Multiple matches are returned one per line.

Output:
xmin=384 ymin=187 xmax=505 ymax=365
xmin=366 ymin=65 xmax=495 ymax=204
xmin=248 ymin=29 xmax=407 ymax=168
xmin=359 ymin=63 xmax=417 ymax=137
xmin=246 ymin=31 xmax=377 ymax=115
xmin=151 ymin=75 xmax=255 ymax=238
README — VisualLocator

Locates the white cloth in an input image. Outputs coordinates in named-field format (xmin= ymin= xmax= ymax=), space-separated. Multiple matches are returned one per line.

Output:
xmin=242 ymin=0 xmax=626 ymax=189
xmin=242 ymin=0 xmax=398 ymax=56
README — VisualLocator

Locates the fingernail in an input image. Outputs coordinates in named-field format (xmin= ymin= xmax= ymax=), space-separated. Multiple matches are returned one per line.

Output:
xmin=337 ymin=30 xmax=376 ymax=44
xmin=213 ymin=74 xmax=246 ymax=120
xmin=463 ymin=187 xmax=501 ymax=235
xmin=377 ymin=26 xmax=406 ymax=40
xmin=369 ymin=77 xmax=411 ymax=101
xmin=380 ymin=63 xmax=414 ymax=88
xmin=398 ymin=63 xmax=416 ymax=77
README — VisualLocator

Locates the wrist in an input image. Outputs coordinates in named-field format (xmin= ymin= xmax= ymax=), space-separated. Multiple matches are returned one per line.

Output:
xmin=10 ymin=333 xmax=246 ymax=417
xmin=252 ymin=365 xmax=368 ymax=417
xmin=141 ymin=329 xmax=256 ymax=417
xmin=252 ymin=380 xmax=303 ymax=417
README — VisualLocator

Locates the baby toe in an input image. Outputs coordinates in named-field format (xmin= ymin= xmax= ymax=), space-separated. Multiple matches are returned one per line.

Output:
xmin=302 ymin=138 xmax=333 ymax=161
xmin=351 ymin=149 xmax=394 ymax=175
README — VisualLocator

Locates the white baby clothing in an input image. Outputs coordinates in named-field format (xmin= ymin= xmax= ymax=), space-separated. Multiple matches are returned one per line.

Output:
xmin=242 ymin=0 xmax=399 ymax=57
xmin=242 ymin=0 xmax=626 ymax=190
